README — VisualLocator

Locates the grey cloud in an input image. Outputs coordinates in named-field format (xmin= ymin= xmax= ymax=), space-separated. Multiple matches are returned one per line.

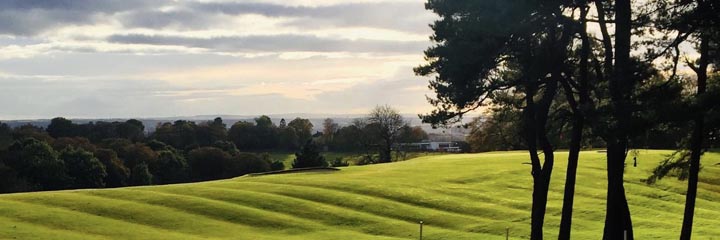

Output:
xmin=190 ymin=2 xmax=434 ymax=34
xmin=0 ymin=0 xmax=166 ymax=12
xmin=107 ymin=33 xmax=427 ymax=53
xmin=0 ymin=0 xmax=170 ymax=35
xmin=119 ymin=9 xmax=222 ymax=30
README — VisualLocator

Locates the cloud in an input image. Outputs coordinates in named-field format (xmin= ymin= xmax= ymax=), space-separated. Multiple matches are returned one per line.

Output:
xmin=0 ymin=0 xmax=171 ymax=35
xmin=107 ymin=33 xmax=427 ymax=53
xmin=118 ymin=9 xmax=224 ymax=30
xmin=190 ymin=1 xmax=434 ymax=34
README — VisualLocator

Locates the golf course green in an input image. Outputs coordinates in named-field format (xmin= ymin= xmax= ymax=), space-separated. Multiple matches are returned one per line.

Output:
xmin=1 ymin=150 xmax=719 ymax=239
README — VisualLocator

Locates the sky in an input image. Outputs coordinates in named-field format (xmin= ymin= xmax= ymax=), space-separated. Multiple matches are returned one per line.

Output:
xmin=0 ymin=0 xmax=437 ymax=120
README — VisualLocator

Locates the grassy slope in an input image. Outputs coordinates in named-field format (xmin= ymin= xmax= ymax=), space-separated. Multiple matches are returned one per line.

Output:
xmin=1 ymin=150 xmax=720 ymax=239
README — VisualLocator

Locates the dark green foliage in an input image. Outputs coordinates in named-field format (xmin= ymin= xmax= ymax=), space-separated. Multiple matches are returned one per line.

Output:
xmin=228 ymin=121 xmax=257 ymax=150
xmin=188 ymin=147 xmax=231 ymax=181
xmin=278 ymin=126 xmax=299 ymax=151
xmin=254 ymin=115 xmax=278 ymax=149
xmin=226 ymin=153 xmax=271 ymax=176
xmin=292 ymin=140 xmax=327 ymax=169
xmin=150 ymin=150 xmax=189 ymax=184
xmin=288 ymin=118 xmax=313 ymax=147
xmin=270 ymin=160 xmax=285 ymax=171
xmin=212 ymin=140 xmax=240 ymax=156
xmin=52 ymin=137 xmax=97 ymax=152
xmin=59 ymin=147 xmax=107 ymax=188
xmin=47 ymin=117 xmax=76 ymax=138
xmin=0 ymin=122 xmax=13 ymax=151
xmin=115 ymin=119 xmax=145 ymax=142
xmin=145 ymin=139 xmax=174 ymax=152
xmin=94 ymin=148 xmax=130 ymax=188
xmin=129 ymin=162 xmax=153 ymax=186
xmin=330 ymin=157 xmax=349 ymax=167
xmin=0 ymin=163 xmax=33 ymax=193
xmin=153 ymin=120 xmax=199 ymax=150
xmin=195 ymin=117 xmax=227 ymax=147
xmin=12 ymin=124 xmax=53 ymax=143
xmin=2 ymin=138 xmax=69 ymax=190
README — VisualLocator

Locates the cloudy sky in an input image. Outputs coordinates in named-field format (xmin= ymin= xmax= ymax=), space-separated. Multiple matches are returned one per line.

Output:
xmin=0 ymin=0 xmax=436 ymax=119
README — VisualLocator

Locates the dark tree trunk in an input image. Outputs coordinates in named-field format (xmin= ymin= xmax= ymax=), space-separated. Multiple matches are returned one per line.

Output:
xmin=525 ymin=78 xmax=557 ymax=240
xmin=603 ymin=0 xmax=634 ymax=239
xmin=558 ymin=5 xmax=590 ymax=239
xmin=680 ymin=33 xmax=709 ymax=240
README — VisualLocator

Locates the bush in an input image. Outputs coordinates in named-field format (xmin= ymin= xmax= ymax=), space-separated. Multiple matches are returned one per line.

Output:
xmin=330 ymin=157 xmax=349 ymax=167
xmin=292 ymin=140 xmax=327 ymax=168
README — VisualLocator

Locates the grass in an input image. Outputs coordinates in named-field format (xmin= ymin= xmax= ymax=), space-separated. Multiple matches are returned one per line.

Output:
xmin=269 ymin=151 xmax=448 ymax=168
xmin=1 ymin=150 xmax=720 ymax=239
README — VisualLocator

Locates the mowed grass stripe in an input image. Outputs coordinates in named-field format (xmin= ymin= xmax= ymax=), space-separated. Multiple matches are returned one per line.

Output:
xmin=79 ymin=188 xmax=316 ymax=232
xmin=208 ymin=181 xmax=498 ymax=229
xmin=241 ymin=178 xmax=532 ymax=220
xmin=1 ymin=192 xmax=276 ymax=239
xmin=149 ymin=185 xmax=423 ymax=234
xmin=0 ymin=199 xmax=201 ymax=240
xmin=0 ymin=215 xmax=107 ymax=240
xmin=146 ymin=184 xmax=479 ymax=239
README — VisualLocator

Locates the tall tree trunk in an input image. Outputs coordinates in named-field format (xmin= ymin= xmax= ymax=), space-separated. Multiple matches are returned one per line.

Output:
xmin=604 ymin=0 xmax=634 ymax=239
xmin=525 ymin=79 xmax=557 ymax=240
xmin=680 ymin=32 xmax=709 ymax=240
xmin=558 ymin=5 xmax=590 ymax=239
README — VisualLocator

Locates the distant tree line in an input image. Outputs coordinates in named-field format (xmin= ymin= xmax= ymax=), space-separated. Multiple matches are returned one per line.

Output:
xmin=0 ymin=106 xmax=428 ymax=193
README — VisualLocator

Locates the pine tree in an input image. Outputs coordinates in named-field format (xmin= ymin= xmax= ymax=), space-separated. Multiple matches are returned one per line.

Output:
xmin=292 ymin=140 xmax=327 ymax=169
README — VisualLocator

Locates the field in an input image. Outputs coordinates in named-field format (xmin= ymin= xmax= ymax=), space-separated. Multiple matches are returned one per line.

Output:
xmin=1 ymin=150 xmax=720 ymax=239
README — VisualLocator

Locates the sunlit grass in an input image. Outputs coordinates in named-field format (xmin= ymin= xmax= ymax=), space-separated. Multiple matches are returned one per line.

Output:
xmin=1 ymin=150 xmax=719 ymax=239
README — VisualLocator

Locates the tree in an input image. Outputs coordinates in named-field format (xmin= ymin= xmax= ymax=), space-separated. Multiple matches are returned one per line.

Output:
xmin=47 ymin=117 xmax=77 ymax=138
xmin=368 ymin=105 xmax=405 ymax=163
xmin=116 ymin=119 xmax=145 ymax=142
xmin=467 ymin=107 xmax=525 ymax=152
xmin=288 ymin=118 xmax=313 ymax=146
xmin=94 ymin=148 xmax=130 ymax=188
xmin=292 ymin=140 xmax=327 ymax=169
xmin=187 ymin=147 xmax=231 ymax=181
xmin=643 ymin=1 xmax=720 ymax=238
xmin=0 ymin=122 xmax=12 ymax=151
xmin=228 ymin=121 xmax=257 ymax=150
xmin=398 ymin=125 xmax=428 ymax=143
xmin=226 ymin=152 xmax=272 ymax=176
xmin=150 ymin=150 xmax=189 ymax=184
xmin=254 ymin=115 xmax=278 ymax=149
xmin=52 ymin=137 xmax=97 ymax=152
xmin=2 ymin=138 xmax=69 ymax=190
xmin=59 ymin=147 xmax=107 ymax=188
xmin=322 ymin=118 xmax=339 ymax=147
xmin=129 ymin=162 xmax=152 ymax=186
xmin=195 ymin=117 xmax=227 ymax=146
xmin=416 ymin=1 xmax=573 ymax=238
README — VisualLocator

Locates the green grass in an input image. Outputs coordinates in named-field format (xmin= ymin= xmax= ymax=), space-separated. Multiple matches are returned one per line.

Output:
xmin=1 ymin=150 xmax=720 ymax=239
xmin=269 ymin=151 xmax=448 ymax=168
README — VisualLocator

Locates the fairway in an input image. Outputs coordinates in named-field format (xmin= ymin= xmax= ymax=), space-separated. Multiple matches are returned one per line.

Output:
xmin=1 ymin=150 xmax=719 ymax=239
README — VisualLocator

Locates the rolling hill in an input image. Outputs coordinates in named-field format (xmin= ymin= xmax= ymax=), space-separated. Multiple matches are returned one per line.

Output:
xmin=1 ymin=150 xmax=719 ymax=239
